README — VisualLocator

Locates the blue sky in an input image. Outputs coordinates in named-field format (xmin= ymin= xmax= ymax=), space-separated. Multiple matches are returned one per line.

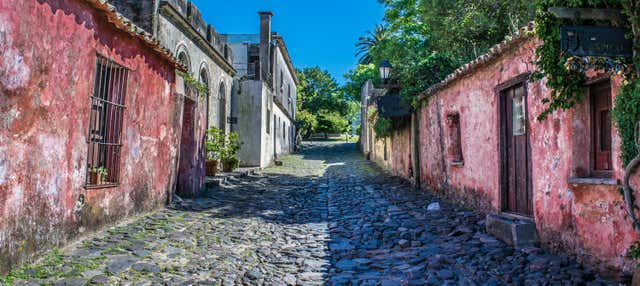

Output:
xmin=191 ymin=0 xmax=386 ymax=83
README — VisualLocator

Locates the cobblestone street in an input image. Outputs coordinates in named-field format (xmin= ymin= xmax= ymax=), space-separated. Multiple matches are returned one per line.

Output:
xmin=4 ymin=142 xmax=616 ymax=285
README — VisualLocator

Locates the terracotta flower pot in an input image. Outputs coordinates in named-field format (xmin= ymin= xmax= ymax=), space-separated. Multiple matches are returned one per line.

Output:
xmin=89 ymin=171 xmax=99 ymax=185
xmin=88 ymin=172 xmax=107 ymax=185
xmin=206 ymin=160 xmax=218 ymax=176
xmin=222 ymin=162 xmax=235 ymax=173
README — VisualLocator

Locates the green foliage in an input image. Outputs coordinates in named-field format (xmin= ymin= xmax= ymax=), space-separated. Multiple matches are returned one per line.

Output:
xmin=629 ymin=240 xmax=640 ymax=261
xmin=316 ymin=111 xmax=350 ymax=134
xmin=177 ymin=70 xmax=208 ymax=96
xmin=421 ymin=0 xmax=535 ymax=62
xmin=356 ymin=25 xmax=390 ymax=64
xmin=373 ymin=115 xmax=394 ymax=139
xmin=205 ymin=126 xmax=225 ymax=161
xmin=220 ymin=131 xmax=241 ymax=163
xmin=90 ymin=166 xmax=108 ymax=179
xmin=343 ymin=64 xmax=378 ymax=102
xmin=351 ymin=0 xmax=534 ymax=106
xmin=296 ymin=110 xmax=318 ymax=138
xmin=612 ymin=80 xmax=640 ymax=166
xmin=0 ymin=248 xmax=103 ymax=284
xmin=296 ymin=67 xmax=357 ymax=136
xmin=532 ymin=0 xmax=639 ymax=163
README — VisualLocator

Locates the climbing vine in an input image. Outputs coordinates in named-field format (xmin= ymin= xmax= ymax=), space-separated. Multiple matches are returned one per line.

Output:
xmin=533 ymin=1 xmax=640 ymax=159
xmin=177 ymin=70 xmax=208 ymax=96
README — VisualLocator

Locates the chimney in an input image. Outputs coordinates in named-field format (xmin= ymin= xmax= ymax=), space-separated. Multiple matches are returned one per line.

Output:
xmin=258 ymin=11 xmax=273 ymax=81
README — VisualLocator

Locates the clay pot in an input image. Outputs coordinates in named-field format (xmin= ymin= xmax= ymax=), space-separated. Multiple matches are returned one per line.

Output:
xmin=88 ymin=172 xmax=106 ymax=185
xmin=206 ymin=160 xmax=218 ymax=176
xmin=222 ymin=159 xmax=238 ymax=173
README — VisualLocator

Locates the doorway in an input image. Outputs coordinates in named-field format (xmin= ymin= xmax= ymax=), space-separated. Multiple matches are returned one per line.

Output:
xmin=500 ymin=81 xmax=532 ymax=216
xmin=177 ymin=97 xmax=196 ymax=196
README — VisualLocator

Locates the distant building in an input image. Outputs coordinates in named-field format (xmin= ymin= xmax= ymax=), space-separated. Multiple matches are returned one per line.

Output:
xmin=109 ymin=0 xmax=237 ymax=196
xmin=222 ymin=12 xmax=298 ymax=167
xmin=0 ymin=0 xmax=184 ymax=273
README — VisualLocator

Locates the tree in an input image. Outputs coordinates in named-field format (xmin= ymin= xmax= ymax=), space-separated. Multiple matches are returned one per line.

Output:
xmin=343 ymin=64 xmax=378 ymax=102
xmin=296 ymin=67 xmax=356 ymax=137
xmin=355 ymin=0 xmax=536 ymax=104
xmin=295 ymin=110 xmax=318 ymax=138
xmin=355 ymin=25 xmax=389 ymax=64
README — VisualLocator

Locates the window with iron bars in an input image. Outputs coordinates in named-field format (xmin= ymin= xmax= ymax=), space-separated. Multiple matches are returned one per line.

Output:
xmin=85 ymin=55 xmax=129 ymax=188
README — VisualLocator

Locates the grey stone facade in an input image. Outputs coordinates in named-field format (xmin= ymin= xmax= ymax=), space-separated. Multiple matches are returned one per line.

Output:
xmin=108 ymin=0 xmax=236 ymax=132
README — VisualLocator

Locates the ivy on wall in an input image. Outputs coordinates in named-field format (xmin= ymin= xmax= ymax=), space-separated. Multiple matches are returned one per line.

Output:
xmin=533 ymin=0 xmax=640 ymax=258
xmin=532 ymin=0 xmax=639 ymax=164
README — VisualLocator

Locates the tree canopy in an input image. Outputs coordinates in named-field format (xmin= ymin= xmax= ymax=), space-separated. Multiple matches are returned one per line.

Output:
xmin=348 ymin=0 xmax=536 ymax=104
xmin=296 ymin=67 xmax=357 ymax=137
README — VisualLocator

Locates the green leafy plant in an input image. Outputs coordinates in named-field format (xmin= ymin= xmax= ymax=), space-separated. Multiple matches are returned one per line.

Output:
xmin=373 ymin=115 xmax=394 ymax=139
xmin=205 ymin=126 xmax=225 ymax=161
xmin=89 ymin=166 xmax=108 ymax=183
xmin=220 ymin=132 xmax=241 ymax=169
xmin=177 ymin=70 xmax=208 ymax=96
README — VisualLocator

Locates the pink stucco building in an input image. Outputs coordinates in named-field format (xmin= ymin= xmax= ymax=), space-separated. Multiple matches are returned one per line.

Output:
xmin=0 ymin=0 xmax=196 ymax=272
xmin=361 ymin=24 xmax=640 ymax=278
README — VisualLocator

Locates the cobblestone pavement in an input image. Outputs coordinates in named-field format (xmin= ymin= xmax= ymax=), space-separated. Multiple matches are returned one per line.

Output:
xmin=2 ymin=142 xmax=617 ymax=285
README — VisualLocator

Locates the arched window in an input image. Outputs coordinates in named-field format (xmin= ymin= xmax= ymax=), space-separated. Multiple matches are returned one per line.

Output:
xmin=176 ymin=48 xmax=191 ymax=96
xmin=200 ymin=68 xmax=210 ymax=127
xmin=218 ymin=82 xmax=226 ymax=132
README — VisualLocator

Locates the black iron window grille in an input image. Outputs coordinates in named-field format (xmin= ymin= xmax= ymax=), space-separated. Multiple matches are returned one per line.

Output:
xmin=85 ymin=55 xmax=129 ymax=188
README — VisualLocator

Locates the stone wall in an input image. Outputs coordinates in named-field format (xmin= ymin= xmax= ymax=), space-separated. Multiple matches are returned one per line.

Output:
xmin=0 ymin=0 xmax=180 ymax=273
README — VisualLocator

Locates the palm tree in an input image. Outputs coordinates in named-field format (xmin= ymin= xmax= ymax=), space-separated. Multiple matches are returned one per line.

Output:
xmin=355 ymin=24 xmax=389 ymax=64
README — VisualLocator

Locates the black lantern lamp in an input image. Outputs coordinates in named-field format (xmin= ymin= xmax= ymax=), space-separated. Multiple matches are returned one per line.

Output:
xmin=379 ymin=60 xmax=392 ymax=85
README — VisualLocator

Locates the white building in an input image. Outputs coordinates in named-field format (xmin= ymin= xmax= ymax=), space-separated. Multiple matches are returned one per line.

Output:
xmin=222 ymin=12 xmax=298 ymax=167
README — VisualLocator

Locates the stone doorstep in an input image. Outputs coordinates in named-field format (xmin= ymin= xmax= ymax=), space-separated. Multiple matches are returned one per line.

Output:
xmin=205 ymin=177 xmax=227 ymax=187
xmin=204 ymin=167 xmax=262 ymax=187
xmin=485 ymin=213 xmax=540 ymax=247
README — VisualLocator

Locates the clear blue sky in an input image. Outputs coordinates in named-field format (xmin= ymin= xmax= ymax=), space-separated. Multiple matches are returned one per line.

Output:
xmin=191 ymin=0 xmax=385 ymax=83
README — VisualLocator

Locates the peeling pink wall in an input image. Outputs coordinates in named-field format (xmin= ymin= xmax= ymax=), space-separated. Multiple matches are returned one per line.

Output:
xmin=399 ymin=37 xmax=639 ymax=276
xmin=0 ymin=0 xmax=184 ymax=272
xmin=391 ymin=124 xmax=412 ymax=178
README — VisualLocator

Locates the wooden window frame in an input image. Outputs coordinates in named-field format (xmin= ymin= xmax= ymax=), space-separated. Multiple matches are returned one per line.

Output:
xmin=589 ymin=79 xmax=613 ymax=178
xmin=84 ymin=55 xmax=129 ymax=189
xmin=446 ymin=112 xmax=463 ymax=164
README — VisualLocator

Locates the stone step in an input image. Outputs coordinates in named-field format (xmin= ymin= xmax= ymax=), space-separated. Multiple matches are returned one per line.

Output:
xmin=485 ymin=213 xmax=539 ymax=247
xmin=205 ymin=177 xmax=226 ymax=188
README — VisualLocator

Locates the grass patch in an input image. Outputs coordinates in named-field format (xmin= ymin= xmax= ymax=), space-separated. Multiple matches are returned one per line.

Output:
xmin=0 ymin=248 xmax=104 ymax=284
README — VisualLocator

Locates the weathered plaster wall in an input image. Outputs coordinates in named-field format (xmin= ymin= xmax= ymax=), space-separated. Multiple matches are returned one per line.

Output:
xmin=273 ymin=104 xmax=294 ymax=157
xmin=391 ymin=124 xmax=412 ymax=178
xmin=274 ymin=45 xmax=297 ymax=118
xmin=0 ymin=0 xmax=179 ymax=272
xmin=234 ymin=80 xmax=264 ymax=167
xmin=156 ymin=13 xmax=233 ymax=133
xmin=413 ymin=37 xmax=640 ymax=276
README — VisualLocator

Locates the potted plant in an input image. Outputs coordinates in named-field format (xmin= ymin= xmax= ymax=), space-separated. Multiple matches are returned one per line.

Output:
xmin=88 ymin=166 xmax=108 ymax=185
xmin=205 ymin=126 xmax=224 ymax=176
xmin=221 ymin=131 xmax=241 ymax=172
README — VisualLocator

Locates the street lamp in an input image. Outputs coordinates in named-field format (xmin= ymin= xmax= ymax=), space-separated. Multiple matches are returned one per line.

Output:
xmin=379 ymin=60 xmax=392 ymax=85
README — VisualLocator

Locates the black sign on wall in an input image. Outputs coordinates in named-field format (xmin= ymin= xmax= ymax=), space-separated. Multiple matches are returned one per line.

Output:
xmin=561 ymin=25 xmax=633 ymax=58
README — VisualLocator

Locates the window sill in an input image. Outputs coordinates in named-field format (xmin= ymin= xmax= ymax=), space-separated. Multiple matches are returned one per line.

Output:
xmin=450 ymin=161 xmax=464 ymax=167
xmin=568 ymin=177 xmax=619 ymax=186
xmin=84 ymin=183 xmax=119 ymax=190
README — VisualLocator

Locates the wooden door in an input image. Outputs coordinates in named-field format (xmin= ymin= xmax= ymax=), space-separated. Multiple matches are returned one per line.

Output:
xmin=501 ymin=83 xmax=532 ymax=216
xmin=177 ymin=98 xmax=196 ymax=196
